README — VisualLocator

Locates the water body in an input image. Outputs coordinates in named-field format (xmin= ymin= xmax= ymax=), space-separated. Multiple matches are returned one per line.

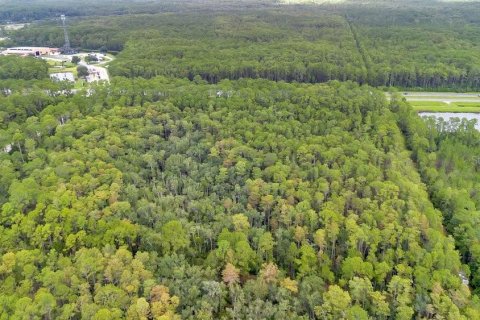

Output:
xmin=419 ymin=112 xmax=480 ymax=130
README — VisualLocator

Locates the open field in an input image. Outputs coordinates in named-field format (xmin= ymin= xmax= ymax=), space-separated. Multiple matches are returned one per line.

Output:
xmin=410 ymin=103 xmax=480 ymax=113
xmin=47 ymin=61 xmax=77 ymax=76
xmin=406 ymin=92 xmax=480 ymax=112
xmin=409 ymin=101 xmax=480 ymax=113
xmin=402 ymin=92 xmax=480 ymax=101
xmin=386 ymin=92 xmax=480 ymax=113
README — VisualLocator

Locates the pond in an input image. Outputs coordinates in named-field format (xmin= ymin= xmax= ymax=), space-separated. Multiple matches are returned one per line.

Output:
xmin=418 ymin=112 xmax=480 ymax=130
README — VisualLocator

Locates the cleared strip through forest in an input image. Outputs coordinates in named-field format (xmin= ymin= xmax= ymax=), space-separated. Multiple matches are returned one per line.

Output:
xmin=345 ymin=16 xmax=371 ymax=81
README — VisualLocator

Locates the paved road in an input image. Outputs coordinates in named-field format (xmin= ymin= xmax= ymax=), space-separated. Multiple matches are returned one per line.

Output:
xmin=77 ymin=54 xmax=114 ymax=83
xmin=80 ymin=61 xmax=110 ymax=83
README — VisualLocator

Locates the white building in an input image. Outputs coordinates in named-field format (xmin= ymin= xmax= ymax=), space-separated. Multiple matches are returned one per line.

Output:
xmin=50 ymin=72 xmax=75 ymax=82
xmin=2 ymin=47 xmax=59 ymax=56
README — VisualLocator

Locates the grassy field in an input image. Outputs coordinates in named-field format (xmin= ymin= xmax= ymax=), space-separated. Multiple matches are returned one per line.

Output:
xmin=48 ymin=66 xmax=77 ymax=75
xmin=410 ymin=101 xmax=480 ymax=113
xmin=47 ymin=60 xmax=78 ymax=76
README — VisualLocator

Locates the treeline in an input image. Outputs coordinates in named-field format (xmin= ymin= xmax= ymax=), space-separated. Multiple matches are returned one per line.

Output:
xmin=0 ymin=77 xmax=479 ymax=318
xmin=393 ymin=97 xmax=480 ymax=293
xmin=0 ymin=0 xmax=155 ymax=22
xmin=110 ymin=39 xmax=367 ymax=83
xmin=11 ymin=20 xmax=127 ymax=52
xmin=342 ymin=1 xmax=480 ymax=27
xmin=0 ymin=0 xmax=274 ymax=23
xmin=355 ymin=24 xmax=480 ymax=90
xmin=342 ymin=2 xmax=480 ymax=90
xmin=108 ymin=12 xmax=367 ymax=83
xmin=11 ymin=6 xmax=480 ymax=89
xmin=0 ymin=56 xmax=49 ymax=80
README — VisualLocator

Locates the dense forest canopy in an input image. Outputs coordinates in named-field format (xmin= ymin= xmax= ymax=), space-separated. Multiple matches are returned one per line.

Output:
xmin=2 ymin=0 xmax=480 ymax=319
xmin=0 ymin=55 xmax=49 ymax=80
xmin=1 ymin=77 xmax=480 ymax=319
xmin=396 ymin=107 xmax=480 ymax=293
